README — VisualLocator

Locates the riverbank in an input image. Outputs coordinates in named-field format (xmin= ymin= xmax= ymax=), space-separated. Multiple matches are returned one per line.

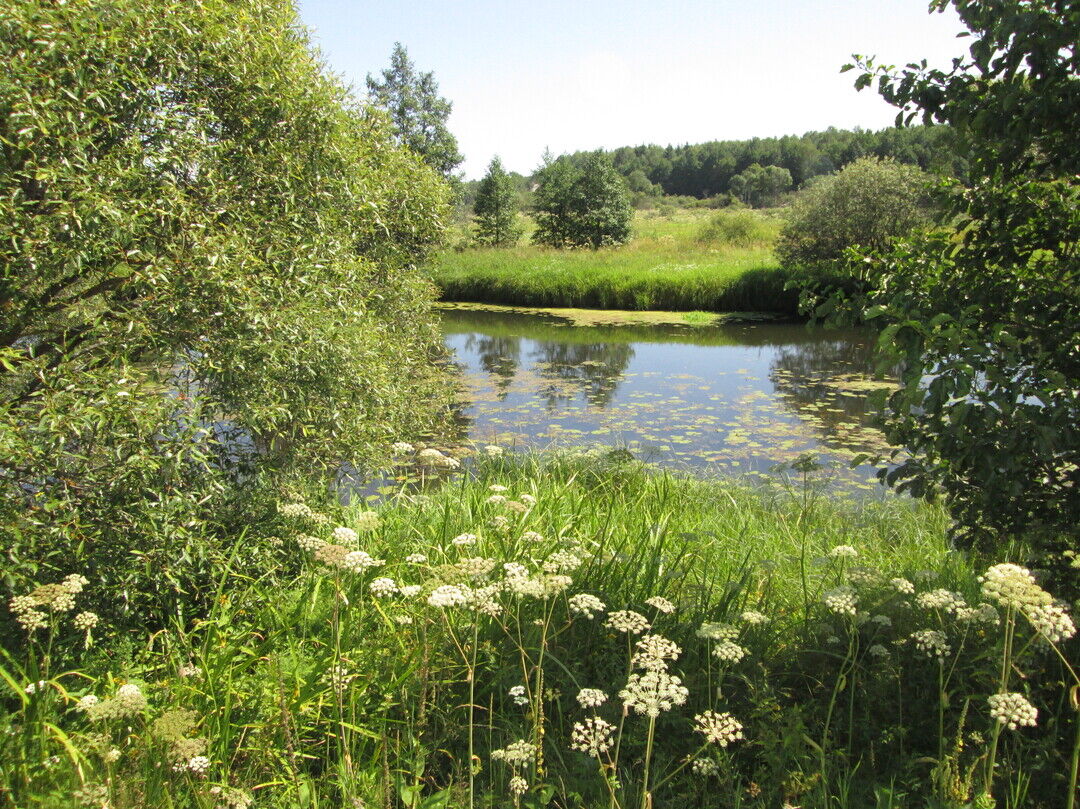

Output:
xmin=8 ymin=450 xmax=1073 ymax=809
xmin=433 ymin=208 xmax=799 ymax=313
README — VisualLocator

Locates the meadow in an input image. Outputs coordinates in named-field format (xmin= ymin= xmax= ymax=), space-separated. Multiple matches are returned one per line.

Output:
xmin=433 ymin=209 xmax=798 ymax=313
xmin=5 ymin=449 xmax=1077 ymax=809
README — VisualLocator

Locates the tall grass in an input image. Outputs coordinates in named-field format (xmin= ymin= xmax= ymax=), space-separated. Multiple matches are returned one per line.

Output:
xmin=434 ymin=209 xmax=797 ymax=313
xmin=3 ymin=449 xmax=1076 ymax=809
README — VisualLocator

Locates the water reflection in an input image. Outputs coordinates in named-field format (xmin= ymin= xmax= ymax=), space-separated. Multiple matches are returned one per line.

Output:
xmin=442 ymin=306 xmax=897 ymax=490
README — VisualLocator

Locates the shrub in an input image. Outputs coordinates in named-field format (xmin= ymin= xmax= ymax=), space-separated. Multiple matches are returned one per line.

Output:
xmin=0 ymin=0 xmax=452 ymax=629
xmin=695 ymin=210 xmax=778 ymax=248
xmin=776 ymin=157 xmax=933 ymax=273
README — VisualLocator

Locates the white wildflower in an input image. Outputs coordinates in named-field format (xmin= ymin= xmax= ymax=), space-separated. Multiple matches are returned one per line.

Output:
xmin=353 ymin=511 xmax=381 ymax=532
xmin=391 ymin=442 xmax=414 ymax=455
xmin=406 ymin=553 xmax=428 ymax=564
xmin=911 ymin=629 xmax=951 ymax=659
xmin=605 ymin=610 xmax=651 ymax=635
xmin=632 ymin=634 xmax=682 ymax=671
xmin=486 ymin=495 xmax=508 ymax=505
xmin=740 ymin=610 xmax=768 ymax=625
xmin=508 ymin=685 xmax=528 ymax=706
xmin=570 ymin=717 xmax=615 ymax=757
xmin=509 ymin=775 xmax=528 ymax=796
xmin=868 ymin=644 xmax=889 ymax=658
xmin=711 ymin=640 xmax=748 ymax=664
xmin=979 ymin=563 xmax=1052 ymax=611
xmin=483 ymin=445 xmax=503 ymax=457
xmin=576 ymin=688 xmax=607 ymax=708
xmin=369 ymin=577 xmax=398 ymax=597
xmin=890 ymin=577 xmax=915 ymax=595
xmin=823 ymin=586 xmax=858 ymax=617
xmin=644 ymin=596 xmax=675 ymax=614
xmin=457 ymin=557 xmax=497 ymax=579
xmin=697 ymin=622 xmax=738 ymax=641
xmin=619 ymin=670 xmax=689 ymax=717
xmin=691 ymin=758 xmax=719 ymax=776
xmin=73 ymin=611 xmax=99 ymax=631
xmin=428 ymin=585 xmax=469 ymax=608
xmin=491 ymin=740 xmax=537 ymax=765
xmin=568 ymin=593 xmax=606 ymax=619
xmin=488 ymin=484 xmax=509 ymax=493
xmin=693 ymin=710 xmax=744 ymax=746
xmin=521 ymin=531 xmax=544 ymax=543
xmin=332 ymin=526 xmax=358 ymax=544
xmin=829 ymin=545 xmax=858 ymax=559
xmin=186 ymin=755 xmax=211 ymax=774
xmin=1026 ymin=603 xmax=1076 ymax=643
xmin=452 ymin=533 xmax=478 ymax=547
xmin=988 ymin=692 xmax=1038 ymax=730
xmin=519 ymin=494 xmax=537 ymax=507
xmin=279 ymin=502 xmax=314 ymax=519
xmin=399 ymin=584 xmax=423 ymax=598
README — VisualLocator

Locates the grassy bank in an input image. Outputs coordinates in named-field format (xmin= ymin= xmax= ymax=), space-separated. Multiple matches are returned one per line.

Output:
xmin=434 ymin=209 xmax=798 ymax=313
xmin=5 ymin=449 xmax=1076 ymax=809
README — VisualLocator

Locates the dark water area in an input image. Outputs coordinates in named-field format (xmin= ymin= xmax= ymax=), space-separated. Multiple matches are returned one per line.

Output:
xmin=442 ymin=305 xmax=902 ymax=492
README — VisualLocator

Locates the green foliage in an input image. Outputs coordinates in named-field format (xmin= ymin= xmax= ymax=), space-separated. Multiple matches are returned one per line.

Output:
xmin=695 ymin=209 xmax=780 ymax=248
xmin=532 ymin=152 xmax=633 ymax=249
xmin=729 ymin=163 xmax=793 ymax=207
xmin=841 ymin=0 xmax=1080 ymax=550
xmin=4 ymin=453 xmax=1076 ymax=808
xmin=776 ymin=157 xmax=933 ymax=282
xmin=0 ymin=0 xmax=452 ymax=627
xmin=366 ymin=42 xmax=464 ymax=179
xmin=561 ymin=124 xmax=965 ymax=199
xmin=472 ymin=157 xmax=522 ymax=247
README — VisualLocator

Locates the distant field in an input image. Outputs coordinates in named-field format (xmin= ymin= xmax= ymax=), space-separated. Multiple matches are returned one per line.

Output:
xmin=433 ymin=207 xmax=798 ymax=313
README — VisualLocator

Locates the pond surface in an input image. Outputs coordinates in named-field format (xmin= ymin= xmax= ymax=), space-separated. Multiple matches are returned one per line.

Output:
xmin=442 ymin=304 xmax=901 ymax=492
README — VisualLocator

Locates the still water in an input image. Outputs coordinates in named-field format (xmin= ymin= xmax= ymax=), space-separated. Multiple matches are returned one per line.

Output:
xmin=442 ymin=304 xmax=900 ymax=491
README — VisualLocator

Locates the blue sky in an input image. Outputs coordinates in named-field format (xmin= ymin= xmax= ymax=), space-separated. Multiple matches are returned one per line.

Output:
xmin=296 ymin=1 xmax=967 ymax=179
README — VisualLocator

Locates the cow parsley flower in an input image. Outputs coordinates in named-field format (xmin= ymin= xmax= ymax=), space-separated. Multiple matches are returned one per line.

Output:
xmin=890 ymin=577 xmax=915 ymax=595
xmin=369 ymin=577 xmax=398 ymax=597
xmin=605 ymin=610 xmax=651 ymax=635
xmin=868 ymin=644 xmax=889 ymax=658
xmin=428 ymin=585 xmax=468 ymax=608
xmin=1026 ymin=603 xmax=1076 ymax=643
xmin=491 ymin=740 xmax=537 ymax=765
xmin=740 ymin=610 xmax=768 ymax=625
xmin=508 ymin=685 xmax=528 ymax=706
xmin=279 ymin=502 xmax=314 ymax=519
xmin=911 ymin=629 xmax=951 ymax=659
xmin=632 ymin=634 xmax=682 ymax=671
xmin=619 ymin=670 xmax=689 ymax=717
xmin=483 ymin=445 xmax=503 ymax=457
xmin=406 ymin=553 xmax=427 ymax=564
xmin=829 ymin=545 xmax=858 ymax=559
xmin=697 ymin=622 xmax=739 ymax=641
xmin=568 ymin=593 xmax=606 ymax=618
xmin=452 ymin=533 xmax=478 ymax=546
xmin=693 ymin=710 xmax=744 ymax=746
xmin=576 ymin=688 xmax=607 ymax=708
xmin=691 ymin=758 xmax=719 ymax=776
xmin=509 ymin=775 xmax=528 ymax=796
xmin=488 ymin=484 xmax=509 ymax=493
xmin=391 ymin=441 xmax=414 ymax=455
xmin=644 ymin=596 xmax=675 ymax=614
xmin=823 ymin=586 xmax=858 ymax=617
xmin=457 ymin=557 xmax=497 ymax=579
xmin=333 ymin=527 xmax=358 ymax=545
xmin=521 ymin=531 xmax=544 ymax=542
xmin=353 ymin=511 xmax=381 ymax=532
xmin=571 ymin=717 xmax=615 ymax=757
xmin=519 ymin=493 xmax=537 ymax=507
xmin=988 ymin=692 xmax=1038 ymax=729
xmin=712 ymin=640 xmax=747 ymax=664
xmin=979 ymin=563 xmax=1052 ymax=611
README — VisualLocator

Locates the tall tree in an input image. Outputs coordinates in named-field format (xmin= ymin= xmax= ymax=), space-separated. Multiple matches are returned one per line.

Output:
xmin=366 ymin=43 xmax=463 ymax=179
xmin=533 ymin=152 xmax=632 ymax=249
xmin=472 ymin=157 xmax=521 ymax=247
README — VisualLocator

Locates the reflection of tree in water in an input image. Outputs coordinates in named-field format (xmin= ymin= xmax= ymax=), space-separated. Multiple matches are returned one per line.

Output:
xmin=530 ymin=340 xmax=634 ymax=410
xmin=465 ymin=333 xmax=521 ymax=400
xmin=769 ymin=335 xmax=896 ymax=449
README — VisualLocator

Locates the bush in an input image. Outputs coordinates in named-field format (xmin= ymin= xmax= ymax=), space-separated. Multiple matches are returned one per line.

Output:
xmin=532 ymin=152 xmax=632 ymax=248
xmin=776 ymin=157 xmax=933 ymax=273
xmin=0 ymin=0 xmax=452 ymax=629
xmin=695 ymin=210 xmax=778 ymax=248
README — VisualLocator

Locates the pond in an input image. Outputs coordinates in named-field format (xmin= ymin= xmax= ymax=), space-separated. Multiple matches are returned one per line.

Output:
xmin=441 ymin=303 xmax=901 ymax=492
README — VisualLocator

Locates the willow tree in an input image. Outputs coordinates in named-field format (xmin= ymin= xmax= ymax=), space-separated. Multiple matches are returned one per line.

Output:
xmin=0 ymin=0 xmax=452 ymax=622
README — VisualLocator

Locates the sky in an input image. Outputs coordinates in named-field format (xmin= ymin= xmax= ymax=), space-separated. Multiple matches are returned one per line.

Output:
xmin=296 ymin=0 xmax=968 ymax=179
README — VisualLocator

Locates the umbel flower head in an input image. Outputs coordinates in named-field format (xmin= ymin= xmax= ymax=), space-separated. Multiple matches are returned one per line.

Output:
xmin=570 ymin=717 xmax=615 ymax=757
xmin=697 ymin=622 xmax=739 ymax=641
xmin=911 ymin=629 xmax=951 ymax=659
xmin=979 ymin=563 xmax=1052 ymax=611
xmin=491 ymin=740 xmax=538 ymax=766
xmin=823 ymin=586 xmax=858 ymax=617
xmin=576 ymin=688 xmax=607 ymax=708
xmin=693 ymin=710 xmax=745 ymax=746
xmin=605 ymin=610 xmax=651 ymax=635
xmin=711 ymin=639 xmax=748 ymax=664
xmin=632 ymin=634 xmax=682 ymax=671
xmin=619 ymin=670 xmax=689 ymax=717
xmin=988 ymin=692 xmax=1038 ymax=730
xmin=568 ymin=593 xmax=606 ymax=618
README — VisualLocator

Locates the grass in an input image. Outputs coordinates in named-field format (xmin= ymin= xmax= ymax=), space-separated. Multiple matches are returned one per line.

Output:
xmin=4 ymin=448 xmax=1077 ymax=809
xmin=434 ymin=208 xmax=798 ymax=313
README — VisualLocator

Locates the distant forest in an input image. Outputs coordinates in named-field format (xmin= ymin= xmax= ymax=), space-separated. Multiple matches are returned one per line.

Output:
xmin=463 ymin=125 xmax=963 ymax=208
